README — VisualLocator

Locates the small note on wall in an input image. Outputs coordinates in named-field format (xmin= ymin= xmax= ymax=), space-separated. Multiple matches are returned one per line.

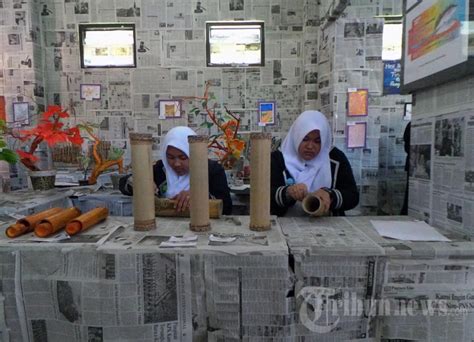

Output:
xmin=80 ymin=84 xmax=101 ymax=101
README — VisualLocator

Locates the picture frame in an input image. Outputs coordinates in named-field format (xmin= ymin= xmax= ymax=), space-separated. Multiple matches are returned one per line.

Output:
xmin=257 ymin=101 xmax=276 ymax=126
xmin=346 ymin=121 xmax=367 ymax=149
xmin=80 ymin=84 xmax=101 ymax=100
xmin=347 ymin=88 xmax=368 ymax=117
xmin=158 ymin=99 xmax=182 ymax=119
xmin=12 ymin=102 xmax=29 ymax=125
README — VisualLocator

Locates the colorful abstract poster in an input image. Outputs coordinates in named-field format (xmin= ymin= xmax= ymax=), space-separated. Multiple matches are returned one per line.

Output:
xmin=258 ymin=101 xmax=276 ymax=126
xmin=383 ymin=61 xmax=401 ymax=94
xmin=404 ymin=0 xmax=468 ymax=86
xmin=347 ymin=89 xmax=368 ymax=117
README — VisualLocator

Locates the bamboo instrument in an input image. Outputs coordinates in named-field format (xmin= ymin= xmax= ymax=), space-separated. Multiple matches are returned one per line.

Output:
xmin=66 ymin=207 xmax=109 ymax=235
xmin=302 ymin=193 xmax=325 ymax=217
xmin=155 ymin=198 xmax=222 ymax=218
xmin=130 ymin=133 xmax=156 ymax=231
xmin=6 ymin=207 xmax=64 ymax=238
xmin=35 ymin=207 xmax=82 ymax=237
xmin=188 ymin=135 xmax=211 ymax=232
xmin=249 ymin=132 xmax=272 ymax=231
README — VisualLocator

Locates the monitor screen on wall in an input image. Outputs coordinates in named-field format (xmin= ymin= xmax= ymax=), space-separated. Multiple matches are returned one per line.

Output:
xmin=79 ymin=23 xmax=137 ymax=68
xmin=206 ymin=21 xmax=265 ymax=67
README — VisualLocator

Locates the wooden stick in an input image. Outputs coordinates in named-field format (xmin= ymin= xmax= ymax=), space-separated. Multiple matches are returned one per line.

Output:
xmin=188 ymin=135 xmax=211 ymax=232
xmin=6 ymin=207 xmax=63 ymax=238
xmin=35 ymin=207 xmax=82 ymax=237
xmin=155 ymin=198 xmax=222 ymax=218
xmin=249 ymin=132 xmax=272 ymax=231
xmin=66 ymin=207 xmax=109 ymax=235
xmin=130 ymin=133 xmax=156 ymax=231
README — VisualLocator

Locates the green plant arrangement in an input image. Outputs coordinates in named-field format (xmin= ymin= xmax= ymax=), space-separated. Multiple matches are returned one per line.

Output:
xmin=0 ymin=120 xmax=18 ymax=164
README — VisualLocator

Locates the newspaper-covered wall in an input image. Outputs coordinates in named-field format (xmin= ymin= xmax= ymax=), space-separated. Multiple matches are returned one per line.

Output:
xmin=326 ymin=1 xmax=411 ymax=215
xmin=408 ymin=74 xmax=474 ymax=237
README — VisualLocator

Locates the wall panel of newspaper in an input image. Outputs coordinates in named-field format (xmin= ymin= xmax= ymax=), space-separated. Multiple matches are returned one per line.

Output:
xmin=408 ymin=74 xmax=474 ymax=237
xmin=328 ymin=6 xmax=411 ymax=215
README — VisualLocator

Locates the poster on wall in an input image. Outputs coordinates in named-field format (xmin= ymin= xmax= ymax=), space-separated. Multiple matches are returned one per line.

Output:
xmin=383 ymin=61 xmax=401 ymax=94
xmin=347 ymin=88 xmax=368 ymax=117
xmin=346 ymin=122 xmax=367 ymax=148
xmin=403 ymin=0 xmax=468 ymax=87
xmin=258 ymin=101 xmax=276 ymax=126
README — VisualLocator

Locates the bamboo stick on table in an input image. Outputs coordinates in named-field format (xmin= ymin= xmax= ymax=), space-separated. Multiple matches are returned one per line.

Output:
xmin=6 ymin=207 xmax=64 ymax=238
xmin=66 ymin=207 xmax=109 ymax=235
xmin=35 ymin=207 xmax=82 ymax=238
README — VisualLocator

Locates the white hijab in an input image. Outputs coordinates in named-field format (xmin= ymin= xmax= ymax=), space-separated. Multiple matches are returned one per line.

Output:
xmin=161 ymin=126 xmax=196 ymax=198
xmin=281 ymin=110 xmax=332 ymax=192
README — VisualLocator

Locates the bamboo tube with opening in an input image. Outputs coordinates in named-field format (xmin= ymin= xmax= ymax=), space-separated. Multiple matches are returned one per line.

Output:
xmin=249 ymin=132 xmax=272 ymax=231
xmin=188 ymin=135 xmax=210 ymax=232
xmin=66 ymin=207 xmax=109 ymax=235
xmin=130 ymin=133 xmax=156 ymax=231
xmin=302 ymin=193 xmax=325 ymax=216
xmin=6 ymin=207 xmax=63 ymax=238
xmin=35 ymin=207 xmax=81 ymax=237
xmin=155 ymin=198 xmax=222 ymax=218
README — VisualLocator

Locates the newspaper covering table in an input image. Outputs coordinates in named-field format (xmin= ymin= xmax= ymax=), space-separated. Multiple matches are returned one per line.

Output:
xmin=0 ymin=216 xmax=291 ymax=342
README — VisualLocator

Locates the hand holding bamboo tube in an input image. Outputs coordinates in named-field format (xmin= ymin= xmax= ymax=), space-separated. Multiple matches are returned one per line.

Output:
xmin=6 ymin=207 xmax=64 ymax=238
xmin=66 ymin=207 xmax=109 ymax=236
xmin=35 ymin=207 xmax=81 ymax=238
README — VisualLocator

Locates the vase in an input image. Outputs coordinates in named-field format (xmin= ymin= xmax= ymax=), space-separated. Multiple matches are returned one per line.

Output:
xmin=29 ymin=170 xmax=56 ymax=191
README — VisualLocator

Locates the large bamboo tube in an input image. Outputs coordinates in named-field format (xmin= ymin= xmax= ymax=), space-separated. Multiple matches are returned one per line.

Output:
xmin=66 ymin=207 xmax=109 ymax=235
xmin=35 ymin=207 xmax=82 ymax=237
xmin=188 ymin=135 xmax=210 ymax=232
xmin=130 ymin=133 xmax=156 ymax=231
xmin=6 ymin=207 xmax=64 ymax=238
xmin=249 ymin=132 xmax=272 ymax=231
xmin=155 ymin=198 xmax=222 ymax=218
xmin=302 ymin=193 xmax=325 ymax=216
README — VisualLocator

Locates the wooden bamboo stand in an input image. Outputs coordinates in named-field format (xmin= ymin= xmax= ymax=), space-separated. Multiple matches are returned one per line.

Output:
xmin=188 ymin=135 xmax=211 ymax=232
xmin=130 ymin=133 xmax=156 ymax=231
xmin=249 ymin=132 xmax=272 ymax=231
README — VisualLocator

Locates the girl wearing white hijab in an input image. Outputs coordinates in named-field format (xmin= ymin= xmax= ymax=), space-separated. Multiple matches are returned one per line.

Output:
xmin=120 ymin=126 xmax=232 ymax=214
xmin=270 ymin=110 xmax=359 ymax=216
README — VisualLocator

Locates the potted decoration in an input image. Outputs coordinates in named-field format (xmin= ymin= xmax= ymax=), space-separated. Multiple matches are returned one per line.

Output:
xmin=0 ymin=120 xmax=18 ymax=165
xmin=10 ymin=105 xmax=83 ymax=190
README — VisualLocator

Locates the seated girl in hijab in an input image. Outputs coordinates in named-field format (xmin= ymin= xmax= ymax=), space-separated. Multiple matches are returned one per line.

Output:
xmin=271 ymin=110 xmax=359 ymax=216
xmin=120 ymin=126 xmax=232 ymax=215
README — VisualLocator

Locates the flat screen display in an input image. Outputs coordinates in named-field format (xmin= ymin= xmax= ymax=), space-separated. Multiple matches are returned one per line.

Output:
xmin=206 ymin=21 xmax=264 ymax=67
xmin=79 ymin=24 xmax=136 ymax=68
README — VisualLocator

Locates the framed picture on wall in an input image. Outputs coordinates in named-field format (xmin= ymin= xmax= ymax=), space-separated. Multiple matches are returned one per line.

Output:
xmin=158 ymin=99 xmax=182 ymax=119
xmin=346 ymin=121 xmax=367 ymax=149
xmin=12 ymin=102 xmax=29 ymax=125
xmin=258 ymin=101 xmax=276 ymax=126
xmin=80 ymin=84 xmax=101 ymax=100
xmin=347 ymin=88 xmax=368 ymax=117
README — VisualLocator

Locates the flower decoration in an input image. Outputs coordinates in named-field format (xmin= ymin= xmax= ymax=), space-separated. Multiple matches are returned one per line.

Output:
xmin=186 ymin=82 xmax=246 ymax=169
xmin=11 ymin=105 xmax=83 ymax=171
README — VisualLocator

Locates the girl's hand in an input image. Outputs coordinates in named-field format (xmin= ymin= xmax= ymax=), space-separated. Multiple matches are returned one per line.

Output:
xmin=287 ymin=183 xmax=308 ymax=201
xmin=172 ymin=190 xmax=191 ymax=212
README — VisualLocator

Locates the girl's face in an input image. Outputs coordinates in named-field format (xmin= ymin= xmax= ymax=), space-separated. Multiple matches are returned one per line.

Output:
xmin=298 ymin=129 xmax=321 ymax=161
xmin=166 ymin=146 xmax=189 ymax=176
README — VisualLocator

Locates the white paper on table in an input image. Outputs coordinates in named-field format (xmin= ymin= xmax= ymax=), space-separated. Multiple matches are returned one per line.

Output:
xmin=159 ymin=241 xmax=197 ymax=248
xmin=370 ymin=220 xmax=450 ymax=242
xmin=169 ymin=235 xmax=198 ymax=242
xmin=209 ymin=234 xmax=237 ymax=243
xmin=29 ymin=231 xmax=71 ymax=242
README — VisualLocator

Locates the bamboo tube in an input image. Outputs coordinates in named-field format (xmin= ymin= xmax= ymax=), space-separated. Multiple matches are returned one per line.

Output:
xmin=130 ymin=133 xmax=156 ymax=231
xmin=66 ymin=207 xmax=109 ymax=235
xmin=249 ymin=132 xmax=272 ymax=231
xmin=35 ymin=207 xmax=82 ymax=237
xmin=155 ymin=198 xmax=222 ymax=218
xmin=188 ymin=135 xmax=210 ymax=232
xmin=302 ymin=193 xmax=325 ymax=216
xmin=6 ymin=207 xmax=64 ymax=238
